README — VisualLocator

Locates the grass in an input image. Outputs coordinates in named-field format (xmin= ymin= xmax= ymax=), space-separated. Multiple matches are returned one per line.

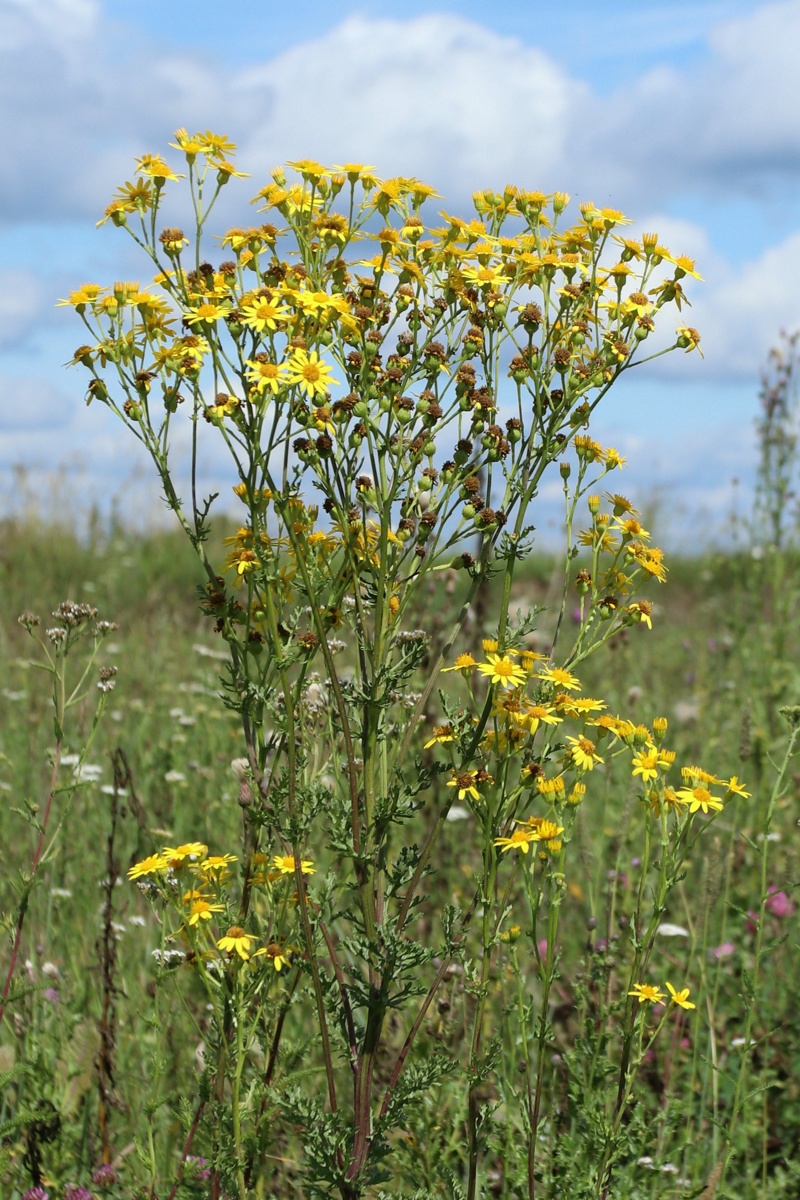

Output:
xmin=1 ymin=512 xmax=799 ymax=1198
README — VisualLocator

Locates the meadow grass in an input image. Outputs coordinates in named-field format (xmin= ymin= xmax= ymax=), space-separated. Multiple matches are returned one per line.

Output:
xmin=1 ymin=512 xmax=799 ymax=1198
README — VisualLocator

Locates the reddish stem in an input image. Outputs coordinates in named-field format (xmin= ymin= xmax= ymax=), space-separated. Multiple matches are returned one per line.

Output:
xmin=0 ymin=742 xmax=62 ymax=1026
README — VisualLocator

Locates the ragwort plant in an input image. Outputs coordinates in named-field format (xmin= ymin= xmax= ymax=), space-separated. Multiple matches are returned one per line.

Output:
xmin=56 ymin=132 xmax=745 ymax=1197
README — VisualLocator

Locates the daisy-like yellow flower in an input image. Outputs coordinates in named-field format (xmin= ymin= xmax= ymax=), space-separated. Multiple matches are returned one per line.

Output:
xmin=565 ymin=735 xmax=604 ymax=772
xmin=675 ymin=786 xmax=723 ymax=815
xmin=725 ymin=775 xmax=751 ymax=799
xmin=285 ymin=348 xmax=338 ymax=399
xmin=217 ymin=926 xmax=255 ymax=960
xmin=626 ymin=601 xmax=652 ymax=629
xmin=461 ymin=262 xmax=510 ymax=289
xmin=447 ymin=769 xmax=491 ymax=802
xmin=494 ymin=828 xmax=538 ymax=855
xmin=57 ymin=283 xmax=105 ymax=309
xmin=557 ymin=696 xmax=606 ymax=717
xmin=424 ymin=724 xmax=455 ymax=749
xmin=163 ymin=842 xmax=208 ymax=865
xmin=272 ymin=854 xmax=316 ymax=876
xmin=200 ymin=854 xmax=238 ymax=878
xmin=615 ymin=518 xmax=650 ymax=541
xmin=478 ymin=653 xmax=527 ymax=690
xmin=525 ymin=818 xmax=564 ymax=841
xmin=127 ymin=853 xmax=167 ymax=880
xmin=519 ymin=703 xmax=561 ymax=735
xmin=671 ymin=255 xmax=703 ymax=280
xmin=605 ymin=492 xmax=636 ymax=516
xmin=135 ymin=153 xmax=183 ymax=183
xmin=245 ymin=357 xmax=290 ymax=396
xmin=628 ymin=982 xmax=666 ymax=1004
xmin=519 ymin=649 xmax=547 ymax=671
xmin=265 ymin=942 xmax=292 ymax=972
xmin=666 ymin=981 xmax=696 ymax=1010
xmin=442 ymin=652 xmax=478 ymax=674
xmin=187 ymin=898 xmax=225 ymax=926
xmin=632 ymin=749 xmax=660 ymax=783
xmin=312 ymin=405 xmax=335 ymax=434
xmin=537 ymin=666 xmax=581 ymax=692
xmin=604 ymin=447 xmax=626 ymax=469
xmin=240 ymin=297 xmax=291 ymax=332
xmin=186 ymin=299 xmax=231 ymax=326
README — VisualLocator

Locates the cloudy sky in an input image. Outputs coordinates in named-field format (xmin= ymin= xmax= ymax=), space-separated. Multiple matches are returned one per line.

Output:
xmin=2 ymin=0 xmax=799 ymax=540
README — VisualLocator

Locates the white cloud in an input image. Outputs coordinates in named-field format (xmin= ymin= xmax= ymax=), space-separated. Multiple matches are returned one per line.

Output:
xmin=235 ymin=16 xmax=581 ymax=194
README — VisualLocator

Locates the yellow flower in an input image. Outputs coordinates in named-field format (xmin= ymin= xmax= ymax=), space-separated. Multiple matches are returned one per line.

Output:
xmin=442 ymin=652 xmax=478 ymax=674
xmin=186 ymin=300 xmax=230 ymax=325
xmin=725 ymin=775 xmax=751 ymax=799
xmin=557 ymin=696 xmax=605 ymax=717
xmin=519 ymin=703 xmax=561 ymax=735
xmin=424 ymin=725 xmax=455 ymax=749
xmin=524 ymin=818 xmax=564 ymax=841
xmin=626 ymin=601 xmax=653 ymax=629
xmin=676 ymin=325 xmax=703 ymax=357
xmin=285 ymin=348 xmax=338 ymax=399
xmin=447 ymin=769 xmax=491 ymax=802
xmin=135 ymin=153 xmax=184 ymax=183
xmin=272 ymin=854 xmax=316 ymax=876
xmin=217 ymin=926 xmax=255 ymax=960
xmin=127 ymin=853 xmax=168 ymax=880
xmin=537 ymin=666 xmax=581 ymax=692
xmin=200 ymin=854 xmax=238 ymax=877
xmin=245 ymin=357 xmax=290 ymax=396
xmin=565 ymin=735 xmax=603 ymax=772
xmin=494 ymin=828 xmax=537 ymax=855
xmin=675 ymin=786 xmax=723 ymax=815
xmin=666 ymin=981 xmax=696 ymax=1010
xmin=628 ymin=982 xmax=666 ymax=1004
xmin=478 ymin=653 xmax=527 ymax=690
xmin=536 ymin=776 xmax=566 ymax=800
xmin=240 ymin=297 xmax=291 ymax=332
xmin=461 ymin=262 xmax=510 ymax=290
xmin=681 ymin=765 xmax=721 ymax=785
xmin=187 ymin=898 xmax=225 ymax=926
xmin=632 ymin=749 xmax=660 ymax=783
xmin=265 ymin=942 xmax=292 ymax=972
xmin=162 ymin=842 xmax=208 ymax=865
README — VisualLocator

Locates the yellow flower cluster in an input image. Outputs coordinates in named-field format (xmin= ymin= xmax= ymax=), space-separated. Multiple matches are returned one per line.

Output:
xmin=127 ymin=840 xmax=314 ymax=970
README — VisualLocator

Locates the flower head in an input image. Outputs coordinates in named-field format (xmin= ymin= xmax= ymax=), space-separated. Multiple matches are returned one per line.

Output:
xmin=666 ymin=981 xmax=696 ymax=1010
xmin=537 ymin=665 xmax=581 ymax=692
xmin=128 ymin=853 xmax=168 ymax=880
xmin=217 ymin=926 xmax=256 ymax=960
xmin=478 ymin=653 xmax=527 ymax=690
xmin=286 ymin=348 xmax=338 ymax=398
xmin=565 ymin=735 xmax=604 ymax=772
xmin=628 ymin=982 xmax=666 ymax=1004
xmin=442 ymin=652 xmax=478 ymax=674
xmin=494 ymin=828 xmax=537 ymax=855
xmin=675 ymin=786 xmax=723 ymax=815
xmin=446 ymin=768 xmax=491 ymax=802
xmin=272 ymin=854 xmax=316 ymax=876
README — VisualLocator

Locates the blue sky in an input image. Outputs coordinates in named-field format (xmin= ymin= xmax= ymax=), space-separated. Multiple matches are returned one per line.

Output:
xmin=1 ymin=0 xmax=799 ymax=542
